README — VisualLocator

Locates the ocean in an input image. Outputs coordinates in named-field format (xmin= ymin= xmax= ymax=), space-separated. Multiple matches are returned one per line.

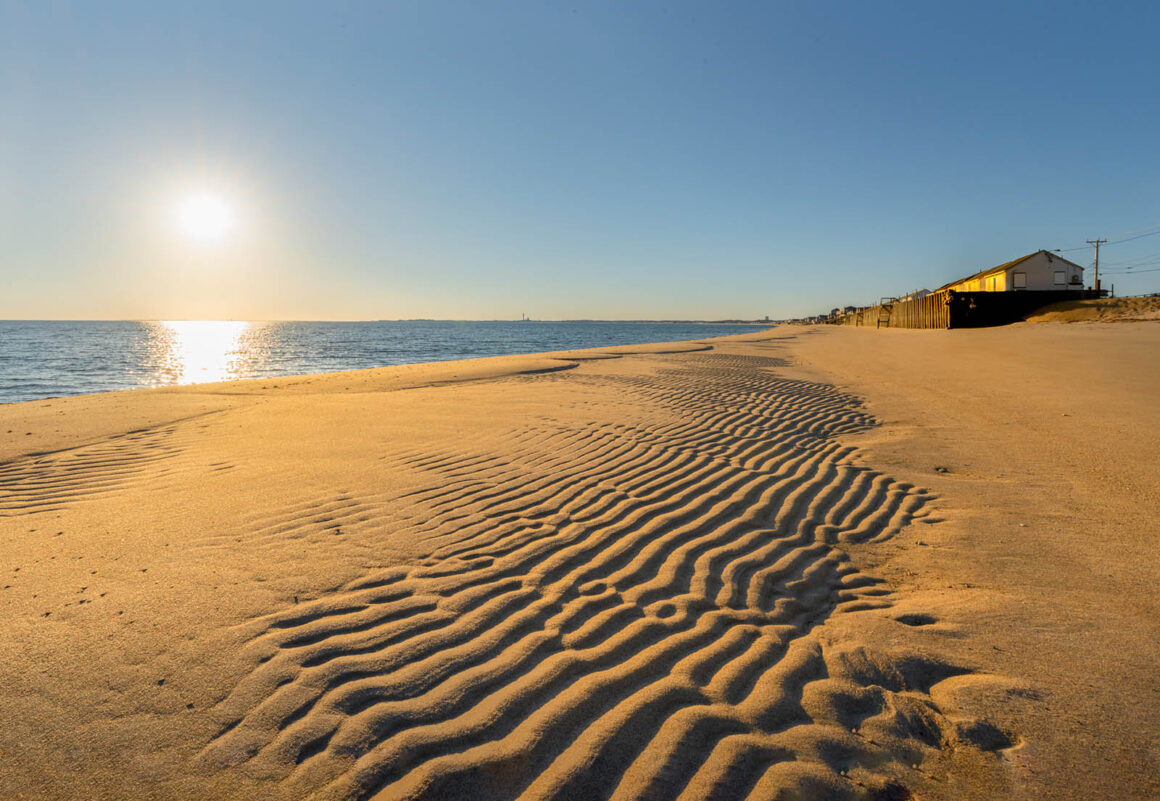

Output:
xmin=0 ymin=320 xmax=770 ymax=404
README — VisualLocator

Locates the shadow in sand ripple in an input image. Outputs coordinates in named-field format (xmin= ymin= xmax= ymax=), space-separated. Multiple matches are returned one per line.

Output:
xmin=199 ymin=350 xmax=1004 ymax=801
xmin=0 ymin=424 xmax=189 ymax=517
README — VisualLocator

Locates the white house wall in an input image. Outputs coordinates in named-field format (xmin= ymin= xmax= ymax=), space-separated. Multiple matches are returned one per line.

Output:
xmin=1007 ymin=251 xmax=1084 ymax=291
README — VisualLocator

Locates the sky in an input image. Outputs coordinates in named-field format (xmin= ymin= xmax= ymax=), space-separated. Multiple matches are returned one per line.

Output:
xmin=3 ymin=1 xmax=1160 ymax=321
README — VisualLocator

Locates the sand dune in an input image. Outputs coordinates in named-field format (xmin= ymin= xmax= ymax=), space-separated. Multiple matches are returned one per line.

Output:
xmin=1024 ymin=294 xmax=1160 ymax=322
xmin=8 ymin=327 xmax=1151 ymax=799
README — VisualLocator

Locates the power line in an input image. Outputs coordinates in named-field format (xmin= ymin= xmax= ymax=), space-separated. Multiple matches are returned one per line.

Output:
xmin=1095 ymin=264 xmax=1160 ymax=277
xmin=1099 ymin=265 xmax=1160 ymax=275
xmin=1099 ymin=251 xmax=1160 ymax=268
xmin=1107 ymin=228 xmax=1160 ymax=246
xmin=1055 ymin=224 xmax=1160 ymax=253
xmin=1103 ymin=221 xmax=1160 ymax=239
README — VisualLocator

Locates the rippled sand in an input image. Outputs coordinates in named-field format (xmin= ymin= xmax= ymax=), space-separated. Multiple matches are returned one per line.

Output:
xmin=2 ymin=326 xmax=1156 ymax=800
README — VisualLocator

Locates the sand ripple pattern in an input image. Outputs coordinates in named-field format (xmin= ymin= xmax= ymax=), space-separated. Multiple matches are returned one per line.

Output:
xmin=0 ymin=425 xmax=184 ymax=517
xmin=203 ymin=353 xmax=960 ymax=800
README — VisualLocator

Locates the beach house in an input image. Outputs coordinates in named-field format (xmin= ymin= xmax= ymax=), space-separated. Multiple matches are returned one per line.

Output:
xmin=830 ymin=250 xmax=1097 ymax=329
xmin=940 ymin=250 xmax=1084 ymax=293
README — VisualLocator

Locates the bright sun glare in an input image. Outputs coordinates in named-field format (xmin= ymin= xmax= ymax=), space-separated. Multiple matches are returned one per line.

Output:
xmin=177 ymin=193 xmax=235 ymax=242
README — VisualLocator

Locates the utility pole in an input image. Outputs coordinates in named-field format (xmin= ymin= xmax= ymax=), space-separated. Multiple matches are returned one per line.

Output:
xmin=1086 ymin=238 xmax=1107 ymax=292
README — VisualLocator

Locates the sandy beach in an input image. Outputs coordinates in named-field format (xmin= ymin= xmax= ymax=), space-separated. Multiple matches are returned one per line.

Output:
xmin=2 ymin=323 xmax=1157 ymax=801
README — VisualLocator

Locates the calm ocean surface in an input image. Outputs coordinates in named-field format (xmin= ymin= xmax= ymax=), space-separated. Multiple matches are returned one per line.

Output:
xmin=0 ymin=320 xmax=770 ymax=404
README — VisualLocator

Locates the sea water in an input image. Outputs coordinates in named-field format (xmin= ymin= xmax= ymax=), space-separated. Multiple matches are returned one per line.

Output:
xmin=0 ymin=320 xmax=769 ymax=404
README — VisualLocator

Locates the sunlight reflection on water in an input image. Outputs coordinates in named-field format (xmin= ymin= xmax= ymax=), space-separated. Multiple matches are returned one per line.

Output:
xmin=144 ymin=321 xmax=267 ymax=385
xmin=0 ymin=320 xmax=771 ymax=404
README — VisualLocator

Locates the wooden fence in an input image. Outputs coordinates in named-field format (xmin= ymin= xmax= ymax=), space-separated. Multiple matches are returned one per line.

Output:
xmin=834 ymin=291 xmax=950 ymax=329
xmin=887 ymin=291 xmax=950 ymax=329
xmin=833 ymin=289 xmax=1101 ymax=330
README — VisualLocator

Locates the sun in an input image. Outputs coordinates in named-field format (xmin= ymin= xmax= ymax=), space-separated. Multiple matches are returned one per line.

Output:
xmin=176 ymin=193 xmax=235 ymax=242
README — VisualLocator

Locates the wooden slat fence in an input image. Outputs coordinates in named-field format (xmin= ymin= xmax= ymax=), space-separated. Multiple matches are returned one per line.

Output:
xmin=831 ymin=289 xmax=1101 ymax=329
xmin=836 ymin=290 xmax=950 ymax=329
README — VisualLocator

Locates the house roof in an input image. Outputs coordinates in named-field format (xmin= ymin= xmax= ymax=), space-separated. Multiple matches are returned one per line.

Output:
xmin=937 ymin=250 xmax=1085 ymax=291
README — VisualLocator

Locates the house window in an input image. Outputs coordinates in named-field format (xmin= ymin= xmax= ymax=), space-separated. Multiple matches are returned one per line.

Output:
xmin=1013 ymin=272 xmax=1027 ymax=289
xmin=1054 ymin=270 xmax=1066 ymax=285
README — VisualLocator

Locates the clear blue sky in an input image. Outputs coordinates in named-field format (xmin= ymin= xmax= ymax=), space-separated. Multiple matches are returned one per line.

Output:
xmin=3 ymin=1 xmax=1159 ymax=320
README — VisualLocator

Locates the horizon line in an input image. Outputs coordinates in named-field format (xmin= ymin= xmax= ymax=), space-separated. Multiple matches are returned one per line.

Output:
xmin=0 ymin=317 xmax=779 ymax=325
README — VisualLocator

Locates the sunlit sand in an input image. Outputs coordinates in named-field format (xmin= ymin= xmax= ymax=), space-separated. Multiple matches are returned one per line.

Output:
xmin=3 ymin=324 xmax=1156 ymax=799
